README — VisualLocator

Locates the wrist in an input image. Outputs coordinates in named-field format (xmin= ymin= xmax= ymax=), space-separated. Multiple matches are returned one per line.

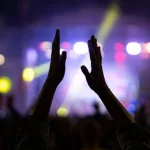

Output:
xmin=45 ymin=77 xmax=57 ymax=91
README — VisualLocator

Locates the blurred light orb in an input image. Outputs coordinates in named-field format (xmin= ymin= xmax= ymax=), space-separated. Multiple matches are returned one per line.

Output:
xmin=114 ymin=52 xmax=126 ymax=63
xmin=114 ymin=42 xmax=124 ymax=51
xmin=22 ymin=68 xmax=35 ymax=82
xmin=0 ymin=54 xmax=5 ymax=65
xmin=73 ymin=42 xmax=88 ymax=54
xmin=126 ymin=42 xmax=141 ymax=55
xmin=145 ymin=43 xmax=150 ymax=53
xmin=40 ymin=41 xmax=52 ymax=51
xmin=57 ymin=107 xmax=68 ymax=117
xmin=26 ymin=48 xmax=38 ymax=64
xmin=61 ymin=42 xmax=71 ymax=49
xmin=0 ymin=77 xmax=12 ymax=93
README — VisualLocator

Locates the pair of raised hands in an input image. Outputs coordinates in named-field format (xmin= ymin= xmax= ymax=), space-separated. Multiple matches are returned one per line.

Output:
xmin=48 ymin=29 xmax=107 ymax=94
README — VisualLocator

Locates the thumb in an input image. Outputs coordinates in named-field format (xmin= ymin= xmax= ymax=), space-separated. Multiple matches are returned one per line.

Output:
xmin=81 ymin=65 xmax=91 ymax=82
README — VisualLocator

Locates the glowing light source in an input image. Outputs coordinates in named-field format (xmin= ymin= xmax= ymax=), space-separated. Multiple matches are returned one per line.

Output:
xmin=39 ymin=41 xmax=52 ymax=51
xmin=26 ymin=48 xmax=38 ymax=64
xmin=114 ymin=52 xmax=126 ymax=63
xmin=61 ymin=42 xmax=71 ymax=49
xmin=22 ymin=68 xmax=35 ymax=82
xmin=126 ymin=42 xmax=141 ymax=55
xmin=145 ymin=43 xmax=150 ymax=53
xmin=73 ymin=42 xmax=88 ymax=54
xmin=0 ymin=77 xmax=12 ymax=93
xmin=114 ymin=42 xmax=124 ymax=51
xmin=0 ymin=54 xmax=5 ymax=65
xmin=57 ymin=107 xmax=68 ymax=117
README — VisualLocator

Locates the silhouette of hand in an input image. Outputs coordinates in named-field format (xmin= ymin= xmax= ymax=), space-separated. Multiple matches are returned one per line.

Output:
xmin=81 ymin=36 xmax=107 ymax=94
xmin=48 ymin=29 xmax=67 ymax=87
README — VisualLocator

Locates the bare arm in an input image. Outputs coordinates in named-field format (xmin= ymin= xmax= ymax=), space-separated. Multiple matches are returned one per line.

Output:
xmin=81 ymin=36 xmax=133 ymax=127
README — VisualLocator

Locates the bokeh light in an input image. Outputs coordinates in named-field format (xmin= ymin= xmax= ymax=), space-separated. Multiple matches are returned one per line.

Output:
xmin=0 ymin=77 xmax=12 ymax=94
xmin=57 ymin=107 xmax=68 ymax=117
xmin=0 ymin=54 xmax=5 ymax=65
xmin=22 ymin=68 xmax=35 ymax=82
xmin=114 ymin=42 xmax=124 ymax=51
xmin=73 ymin=42 xmax=88 ymax=54
xmin=61 ymin=42 xmax=71 ymax=49
xmin=39 ymin=41 xmax=52 ymax=51
xmin=145 ymin=42 xmax=150 ymax=53
xmin=114 ymin=52 xmax=126 ymax=63
xmin=126 ymin=42 xmax=141 ymax=55
xmin=26 ymin=48 xmax=38 ymax=65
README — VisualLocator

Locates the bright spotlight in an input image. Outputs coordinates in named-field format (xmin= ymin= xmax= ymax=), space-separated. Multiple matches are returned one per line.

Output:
xmin=73 ymin=42 xmax=88 ymax=54
xmin=0 ymin=54 xmax=5 ymax=65
xmin=0 ymin=77 xmax=12 ymax=93
xmin=22 ymin=68 xmax=35 ymax=82
xmin=126 ymin=42 xmax=141 ymax=55
xmin=57 ymin=107 xmax=68 ymax=117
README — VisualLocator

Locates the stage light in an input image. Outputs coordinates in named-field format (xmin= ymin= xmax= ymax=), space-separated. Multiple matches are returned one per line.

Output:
xmin=0 ymin=77 xmax=12 ymax=94
xmin=26 ymin=48 xmax=38 ymax=64
xmin=22 ymin=68 xmax=35 ymax=82
xmin=114 ymin=42 xmax=124 ymax=51
xmin=126 ymin=42 xmax=141 ymax=55
xmin=114 ymin=52 xmax=126 ymax=63
xmin=73 ymin=42 xmax=88 ymax=54
xmin=0 ymin=54 xmax=5 ymax=65
xmin=39 ymin=41 xmax=52 ymax=51
xmin=145 ymin=42 xmax=150 ymax=53
xmin=57 ymin=107 xmax=68 ymax=117
xmin=61 ymin=42 xmax=71 ymax=49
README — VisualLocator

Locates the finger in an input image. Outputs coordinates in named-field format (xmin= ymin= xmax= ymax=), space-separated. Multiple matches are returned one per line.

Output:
xmin=88 ymin=40 xmax=97 ymax=66
xmin=55 ymin=29 xmax=60 ymax=57
xmin=51 ymin=29 xmax=60 ymax=59
xmin=96 ymin=46 xmax=102 ymax=64
xmin=88 ymin=40 xmax=98 ymax=72
xmin=81 ymin=65 xmax=92 ymax=82
xmin=91 ymin=35 xmax=98 ymax=57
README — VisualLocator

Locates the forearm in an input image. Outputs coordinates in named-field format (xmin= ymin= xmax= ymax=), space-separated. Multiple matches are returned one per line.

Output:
xmin=97 ymin=85 xmax=134 ymax=127
xmin=32 ymin=77 xmax=56 ymax=120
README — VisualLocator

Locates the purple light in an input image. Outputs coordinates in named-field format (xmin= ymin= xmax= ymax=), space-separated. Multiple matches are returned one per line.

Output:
xmin=26 ymin=48 xmax=38 ymax=65
xmin=126 ymin=42 xmax=141 ymax=55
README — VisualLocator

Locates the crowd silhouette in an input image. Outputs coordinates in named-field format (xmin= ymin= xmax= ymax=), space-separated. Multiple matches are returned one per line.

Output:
xmin=0 ymin=30 xmax=150 ymax=150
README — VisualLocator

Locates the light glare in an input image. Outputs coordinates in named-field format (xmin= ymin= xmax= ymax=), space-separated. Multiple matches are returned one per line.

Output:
xmin=73 ymin=42 xmax=88 ymax=54
xmin=126 ymin=42 xmax=141 ymax=55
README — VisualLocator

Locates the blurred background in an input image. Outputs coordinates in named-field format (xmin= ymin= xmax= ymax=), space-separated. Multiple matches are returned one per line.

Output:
xmin=0 ymin=0 xmax=150 ymax=116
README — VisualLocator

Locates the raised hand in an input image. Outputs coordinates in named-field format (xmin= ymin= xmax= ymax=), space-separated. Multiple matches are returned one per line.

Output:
xmin=81 ymin=35 xmax=134 ymax=128
xmin=81 ymin=35 xmax=107 ymax=94
xmin=32 ymin=29 xmax=67 ymax=120
xmin=48 ymin=29 xmax=67 ymax=87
